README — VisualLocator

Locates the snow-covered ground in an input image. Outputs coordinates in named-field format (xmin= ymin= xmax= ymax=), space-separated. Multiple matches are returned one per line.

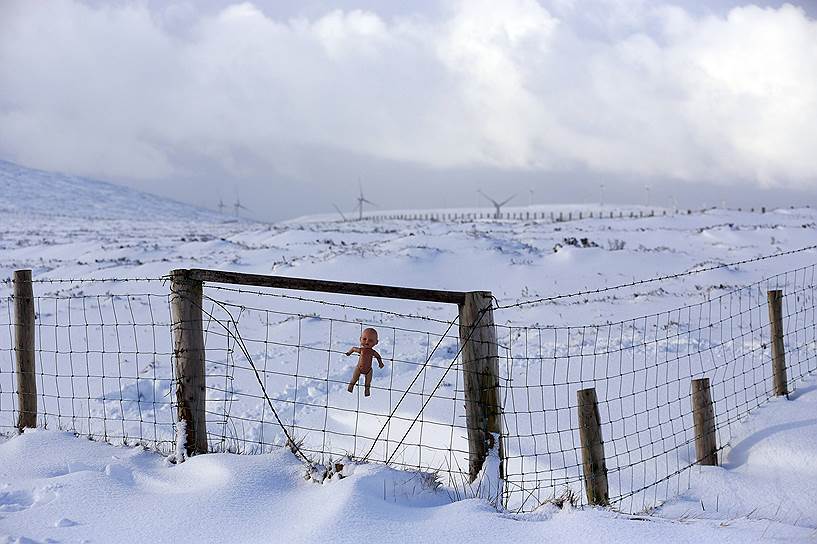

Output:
xmin=1 ymin=161 xmax=816 ymax=542
xmin=1 ymin=379 xmax=816 ymax=543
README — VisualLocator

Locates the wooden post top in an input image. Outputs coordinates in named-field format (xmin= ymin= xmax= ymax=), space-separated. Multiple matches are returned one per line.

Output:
xmin=13 ymin=269 xmax=32 ymax=282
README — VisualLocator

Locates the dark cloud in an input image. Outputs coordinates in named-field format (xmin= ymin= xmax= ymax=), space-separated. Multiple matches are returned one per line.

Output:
xmin=1 ymin=0 xmax=815 ymax=220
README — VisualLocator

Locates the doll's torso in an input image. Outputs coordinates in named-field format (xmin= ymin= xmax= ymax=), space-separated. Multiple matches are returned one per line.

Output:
xmin=356 ymin=346 xmax=375 ymax=373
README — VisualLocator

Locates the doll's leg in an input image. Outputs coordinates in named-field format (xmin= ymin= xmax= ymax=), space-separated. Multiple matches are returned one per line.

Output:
xmin=363 ymin=370 xmax=373 ymax=397
xmin=347 ymin=367 xmax=362 ymax=393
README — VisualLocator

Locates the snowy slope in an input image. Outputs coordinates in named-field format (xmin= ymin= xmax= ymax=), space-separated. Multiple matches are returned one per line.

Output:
xmin=0 ymin=160 xmax=226 ymax=222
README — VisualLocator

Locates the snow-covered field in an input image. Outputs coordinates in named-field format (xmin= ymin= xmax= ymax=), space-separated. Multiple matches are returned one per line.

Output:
xmin=1 ymin=161 xmax=816 ymax=542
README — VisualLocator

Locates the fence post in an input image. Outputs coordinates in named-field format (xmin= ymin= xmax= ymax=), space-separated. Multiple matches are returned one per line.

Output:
xmin=13 ymin=270 xmax=37 ymax=432
xmin=690 ymin=378 xmax=718 ymax=466
xmin=767 ymin=290 xmax=788 ymax=397
xmin=577 ymin=387 xmax=609 ymax=506
xmin=459 ymin=291 xmax=503 ymax=482
xmin=170 ymin=269 xmax=208 ymax=455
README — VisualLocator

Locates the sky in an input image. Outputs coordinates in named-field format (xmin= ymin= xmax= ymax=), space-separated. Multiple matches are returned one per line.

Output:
xmin=1 ymin=0 xmax=816 ymax=221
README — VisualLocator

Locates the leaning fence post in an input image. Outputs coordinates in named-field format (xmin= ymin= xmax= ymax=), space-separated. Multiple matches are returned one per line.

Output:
xmin=13 ymin=270 xmax=37 ymax=432
xmin=577 ymin=387 xmax=609 ymax=506
xmin=170 ymin=269 xmax=208 ymax=455
xmin=459 ymin=291 xmax=503 ymax=482
xmin=767 ymin=290 xmax=788 ymax=397
xmin=690 ymin=378 xmax=718 ymax=466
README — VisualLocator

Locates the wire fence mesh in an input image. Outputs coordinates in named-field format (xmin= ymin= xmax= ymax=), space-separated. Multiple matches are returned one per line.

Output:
xmin=0 ymin=262 xmax=815 ymax=514
xmin=0 ymin=282 xmax=177 ymax=452
xmin=196 ymin=285 xmax=471 ymax=482
xmin=496 ymin=264 xmax=817 ymax=512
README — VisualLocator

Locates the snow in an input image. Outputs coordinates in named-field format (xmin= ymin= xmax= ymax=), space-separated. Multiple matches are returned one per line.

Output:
xmin=0 ymin=161 xmax=816 ymax=542
xmin=2 ymin=383 xmax=817 ymax=543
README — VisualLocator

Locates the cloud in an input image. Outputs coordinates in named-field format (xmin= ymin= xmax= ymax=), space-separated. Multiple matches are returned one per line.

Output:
xmin=0 ymin=0 xmax=815 ymax=191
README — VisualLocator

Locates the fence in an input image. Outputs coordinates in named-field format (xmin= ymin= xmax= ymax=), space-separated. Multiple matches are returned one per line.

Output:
xmin=495 ymin=265 xmax=816 ymax=512
xmin=336 ymin=205 xmax=782 ymax=224
xmin=0 ymin=275 xmax=176 ymax=450
xmin=2 ymin=260 xmax=816 ymax=514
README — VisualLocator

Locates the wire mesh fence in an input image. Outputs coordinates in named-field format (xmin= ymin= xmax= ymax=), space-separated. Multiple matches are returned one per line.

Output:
xmin=0 ymin=280 xmax=177 ymax=451
xmin=496 ymin=264 xmax=817 ymax=513
xmin=197 ymin=284 xmax=471 ymax=481
xmin=1 ymin=262 xmax=816 ymax=515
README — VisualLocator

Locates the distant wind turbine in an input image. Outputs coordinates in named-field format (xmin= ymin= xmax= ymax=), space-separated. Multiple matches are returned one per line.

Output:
xmin=356 ymin=182 xmax=376 ymax=220
xmin=234 ymin=193 xmax=250 ymax=218
xmin=217 ymin=197 xmax=226 ymax=215
xmin=478 ymin=189 xmax=515 ymax=219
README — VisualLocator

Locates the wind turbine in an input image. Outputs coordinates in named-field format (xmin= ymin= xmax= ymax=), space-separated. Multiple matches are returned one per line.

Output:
xmin=644 ymin=184 xmax=651 ymax=207
xmin=356 ymin=182 xmax=376 ymax=220
xmin=217 ymin=197 xmax=226 ymax=215
xmin=234 ymin=192 xmax=250 ymax=218
xmin=599 ymin=184 xmax=605 ymax=207
xmin=478 ymin=189 xmax=515 ymax=219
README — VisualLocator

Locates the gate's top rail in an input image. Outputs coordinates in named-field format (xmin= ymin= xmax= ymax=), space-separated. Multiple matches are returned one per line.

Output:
xmin=182 ymin=268 xmax=471 ymax=305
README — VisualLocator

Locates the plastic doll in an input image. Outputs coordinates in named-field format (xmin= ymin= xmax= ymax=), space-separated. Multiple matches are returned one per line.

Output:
xmin=346 ymin=327 xmax=383 ymax=397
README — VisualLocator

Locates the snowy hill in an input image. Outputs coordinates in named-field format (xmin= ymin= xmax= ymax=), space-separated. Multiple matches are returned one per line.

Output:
xmin=0 ymin=160 xmax=227 ymax=222
xmin=0 ymin=169 xmax=816 ymax=542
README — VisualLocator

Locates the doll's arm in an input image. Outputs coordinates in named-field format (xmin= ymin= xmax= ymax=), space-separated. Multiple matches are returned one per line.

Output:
xmin=373 ymin=349 xmax=384 ymax=368
xmin=345 ymin=347 xmax=360 ymax=356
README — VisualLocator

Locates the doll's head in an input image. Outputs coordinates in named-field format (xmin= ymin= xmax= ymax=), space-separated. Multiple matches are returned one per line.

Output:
xmin=360 ymin=327 xmax=379 ymax=348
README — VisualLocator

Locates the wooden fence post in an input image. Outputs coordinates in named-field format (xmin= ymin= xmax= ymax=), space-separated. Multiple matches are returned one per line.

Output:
xmin=577 ymin=388 xmax=609 ymax=506
xmin=170 ymin=269 xmax=208 ymax=455
xmin=459 ymin=291 xmax=503 ymax=482
xmin=690 ymin=378 xmax=718 ymax=465
xmin=767 ymin=290 xmax=788 ymax=397
xmin=13 ymin=270 xmax=37 ymax=432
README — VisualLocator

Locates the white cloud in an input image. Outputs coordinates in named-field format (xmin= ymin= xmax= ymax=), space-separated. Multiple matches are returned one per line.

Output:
xmin=0 ymin=0 xmax=815 ymax=190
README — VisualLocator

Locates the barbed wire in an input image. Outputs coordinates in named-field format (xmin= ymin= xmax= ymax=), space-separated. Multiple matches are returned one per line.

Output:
xmin=494 ymin=244 xmax=817 ymax=309
xmin=0 ymin=277 xmax=168 ymax=285
xmin=204 ymin=284 xmax=456 ymax=325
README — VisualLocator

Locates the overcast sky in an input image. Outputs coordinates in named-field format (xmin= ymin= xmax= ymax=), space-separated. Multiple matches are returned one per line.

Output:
xmin=1 ymin=0 xmax=816 ymax=221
